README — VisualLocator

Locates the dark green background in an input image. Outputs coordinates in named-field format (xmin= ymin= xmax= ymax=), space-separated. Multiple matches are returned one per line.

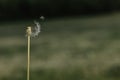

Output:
xmin=0 ymin=0 xmax=120 ymax=18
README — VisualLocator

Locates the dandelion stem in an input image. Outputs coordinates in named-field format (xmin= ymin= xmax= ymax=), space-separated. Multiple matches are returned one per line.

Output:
xmin=26 ymin=27 xmax=31 ymax=80
xmin=27 ymin=35 xmax=30 ymax=80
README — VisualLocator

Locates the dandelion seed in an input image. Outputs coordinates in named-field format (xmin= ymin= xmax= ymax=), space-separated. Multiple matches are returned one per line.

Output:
xmin=30 ymin=20 xmax=41 ymax=37
xmin=40 ymin=16 xmax=45 ymax=20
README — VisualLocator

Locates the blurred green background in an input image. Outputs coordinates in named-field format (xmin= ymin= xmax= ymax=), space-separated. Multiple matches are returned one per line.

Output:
xmin=1 ymin=0 xmax=120 ymax=80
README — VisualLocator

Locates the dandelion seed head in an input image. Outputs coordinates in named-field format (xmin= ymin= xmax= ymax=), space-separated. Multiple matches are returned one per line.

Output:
xmin=26 ymin=16 xmax=45 ymax=37
xmin=31 ymin=21 xmax=41 ymax=37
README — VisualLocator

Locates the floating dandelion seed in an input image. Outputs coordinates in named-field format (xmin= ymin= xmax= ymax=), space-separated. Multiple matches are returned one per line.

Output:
xmin=31 ymin=20 xmax=41 ymax=37
xmin=29 ymin=16 xmax=45 ymax=37
xmin=40 ymin=16 xmax=45 ymax=20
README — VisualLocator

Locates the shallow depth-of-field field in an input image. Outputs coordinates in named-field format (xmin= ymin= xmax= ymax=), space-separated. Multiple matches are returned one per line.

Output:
xmin=1 ymin=13 xmax=120 ymax=80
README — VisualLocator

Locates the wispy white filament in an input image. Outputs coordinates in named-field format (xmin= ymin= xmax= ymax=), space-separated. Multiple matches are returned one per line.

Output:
xmin=31 ymin=21 xmax=41 ymax=37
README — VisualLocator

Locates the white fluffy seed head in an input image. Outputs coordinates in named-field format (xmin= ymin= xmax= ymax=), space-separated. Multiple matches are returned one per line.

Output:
xmin=40 ymin=16 xmax=45 ymax=20
xmin=26 ymin=16 xmax=45 ymax=37
xmin=31 ymin=21 xmax=41 ymax=37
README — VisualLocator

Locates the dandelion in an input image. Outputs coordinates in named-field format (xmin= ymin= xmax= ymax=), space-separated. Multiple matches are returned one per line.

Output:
xmin=26 ymin=16 xmax=44 ymax=80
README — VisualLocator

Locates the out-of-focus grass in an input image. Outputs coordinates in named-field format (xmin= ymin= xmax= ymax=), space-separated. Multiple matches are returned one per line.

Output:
xmin=1 ymin=13 xmax=120 ymax=80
